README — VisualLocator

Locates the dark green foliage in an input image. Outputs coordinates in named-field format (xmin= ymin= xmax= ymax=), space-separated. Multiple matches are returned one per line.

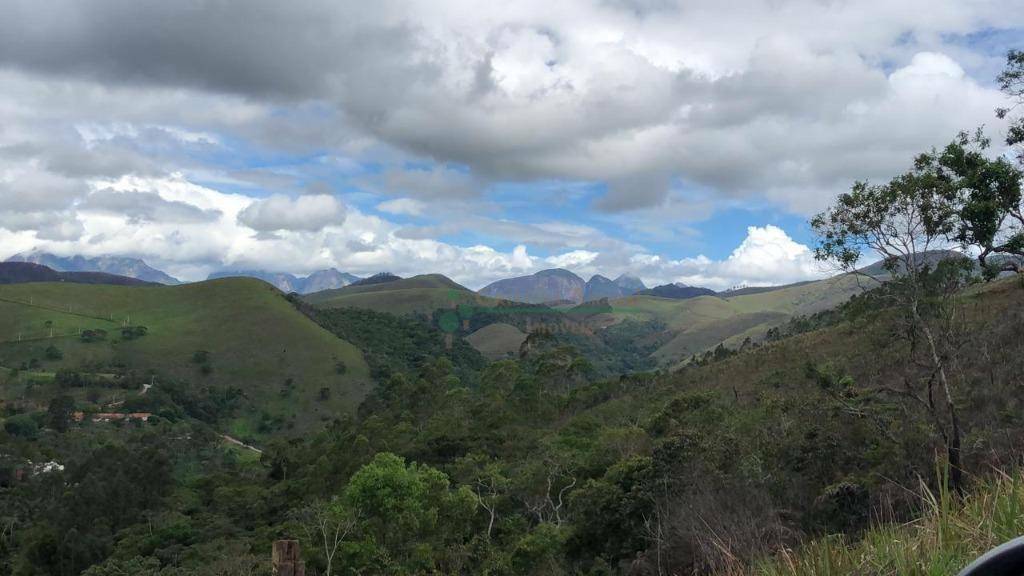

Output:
xmin=46 ymin=395 xmax=75 ymax=433
xmin=3 ymin=413 xmax=39 ymax=439
xmin=914 ymin=130 xmax=1024 ymax=277
xmin=192 ymin=350 xmax=213 ymax=375
xmin=120 ymin=325 xmax=148 ymax=340
xmin=79 ymin=328 xmax=108 ymax=343
xmin=314 ymin=306 xmax=485 ymax=380
xmin=43 ymin=345 xmax=62 ymax=360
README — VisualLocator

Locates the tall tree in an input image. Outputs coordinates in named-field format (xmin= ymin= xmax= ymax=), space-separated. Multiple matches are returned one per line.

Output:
xmin=811 ymin=168 xmax=973 ymax=492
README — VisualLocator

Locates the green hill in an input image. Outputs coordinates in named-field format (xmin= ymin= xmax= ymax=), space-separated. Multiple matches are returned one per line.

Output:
xmin=0 ymin=278 xmax=371 ymax=438
xmin=597 ymin=272 xmax=873 ymax=366
xmin=305 ymin=273 xmax=502 ymax=315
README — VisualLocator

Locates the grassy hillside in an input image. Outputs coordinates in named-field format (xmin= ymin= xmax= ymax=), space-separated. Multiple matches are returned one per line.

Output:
xmin=0 ymin=278 xmax=371 ymax=438
xmin=597 ymin=272 xmax=873 ymax=366
xmin=305 ymin=273 xmax=502 ymax=315
xmin=465 ymin=322 xmax=527 ymax=360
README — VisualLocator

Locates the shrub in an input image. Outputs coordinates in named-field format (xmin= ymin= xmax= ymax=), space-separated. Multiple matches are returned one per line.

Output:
xmin=4 ymin=414 xmax=40 ymax=439
xmin=121 ymin=326 xmax=148 ymax=340
xmin=80 ymin=329 xmax=108 ymax=343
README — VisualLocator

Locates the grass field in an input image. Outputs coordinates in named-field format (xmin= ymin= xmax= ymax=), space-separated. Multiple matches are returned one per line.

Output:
xmin=465 ymin=322 xmax=527 ymax=359
xmin=0 ymin=278 xmax=371 ymax=438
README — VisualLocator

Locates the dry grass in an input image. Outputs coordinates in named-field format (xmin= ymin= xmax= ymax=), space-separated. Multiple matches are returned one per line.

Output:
xmin=718 ymin=468 xmax=1024 ymax=576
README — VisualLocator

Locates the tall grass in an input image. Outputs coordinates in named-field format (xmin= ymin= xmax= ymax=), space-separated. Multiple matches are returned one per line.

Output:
xmin=722 ymin=469 xmax=1024 ymax=576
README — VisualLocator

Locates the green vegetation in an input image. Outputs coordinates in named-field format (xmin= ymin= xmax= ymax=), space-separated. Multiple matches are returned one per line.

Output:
xmin=311 ymin=306 xmax=485 ymax=381
xmin=743 ymin=470 xmax=1024 ymax=576
xmin=305 ymin=274 xmax=501 ymax=315
xmin=2 ymin=270 xmax=1022 ymax=575
xmin=0 ymin=278 xmax=371 ymax=438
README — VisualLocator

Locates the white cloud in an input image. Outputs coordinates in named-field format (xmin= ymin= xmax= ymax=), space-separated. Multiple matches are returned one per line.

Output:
xmin=526 ymin=225 xmax=828 ymax=290
xmin=546 ymin=249 xmax=600 ymax=269
xmin=0 ymin=2 xmax=1019 ymax=287
xmin=237 ymin=194 xmax=347 ymax=232
xmin=711 ymin=225 xmax=824 ymax=287
xmin=377 ymin=197 xmax=426 ymax=216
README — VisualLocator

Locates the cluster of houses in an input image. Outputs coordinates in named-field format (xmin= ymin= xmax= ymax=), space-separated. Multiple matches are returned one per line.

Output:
xmin=71 ymin=411 xmax=153 ymax=423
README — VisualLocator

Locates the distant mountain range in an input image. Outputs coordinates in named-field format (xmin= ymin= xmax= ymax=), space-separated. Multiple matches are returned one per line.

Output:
xmin=6 ymin=252 xmax=180 ymax=284
xmin=0 ymin=261 xmax=154 ymax=286
xmin=207 ymin=268 xmax=361 ymax=294
xmin=637 ymin=283 xmax=717 ymax=299
xmin=479 ymin=269 xmax=649 ymax=304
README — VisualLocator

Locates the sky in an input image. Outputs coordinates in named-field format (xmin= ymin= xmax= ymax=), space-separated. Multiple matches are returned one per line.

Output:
xmin=0 ymin=1 xmax=1022 ymax=290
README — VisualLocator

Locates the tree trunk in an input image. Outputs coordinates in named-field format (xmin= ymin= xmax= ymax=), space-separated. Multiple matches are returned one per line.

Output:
xmin=917 ymin=311 xmax=964 ymax=494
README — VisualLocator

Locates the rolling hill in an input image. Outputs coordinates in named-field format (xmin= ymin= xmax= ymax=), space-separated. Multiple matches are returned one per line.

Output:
xmin=0 ymin=278 xmax=371 ymax=438
xmin=304 ymin=273 xmax=502 ymax=315
xmin=593 ymin=271 xmax=875 ymax=367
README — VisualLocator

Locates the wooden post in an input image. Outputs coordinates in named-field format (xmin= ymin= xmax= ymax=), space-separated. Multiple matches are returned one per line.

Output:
xmin=272 ymin=540 xmax=305 ymax=576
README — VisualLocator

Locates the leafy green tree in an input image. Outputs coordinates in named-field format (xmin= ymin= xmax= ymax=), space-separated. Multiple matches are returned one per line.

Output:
xmin=812 ymin=164 xmax=975 ymax=492
xmin=914 ymin=131 xmax=1024 ymax=278
xmin=46 ymin=396 xmax=75 ymax=433
xmin=511 ymin=523 xmax=568 ymax=576
xmin=453 ymin=453 xmax=510 ymax=540
xmin=3 ymin=414 xmax=39 ymax=440
xmin=344 ymin=452 xmax=476 ymax=573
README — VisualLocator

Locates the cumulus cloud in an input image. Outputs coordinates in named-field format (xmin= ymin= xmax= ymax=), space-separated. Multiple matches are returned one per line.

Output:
xmin=377 ymin=197 xmax=426 ymax=216
xmin=0 ymin=0 xmax=1019 ymax=213
xmin=237 ymin=194 xmax=347 ymax=232
xmin=699 ymin=225 xmax=824 ymax=288
xmin=80 ymin=188 xmax=221 ymax=223
xmin=546 ymin=250 xmax=600 ymax=269
xmin=512 ymin=225 xmax=826 ymax=290
xmin=0 ymin=1 xmax=1020 ymax=287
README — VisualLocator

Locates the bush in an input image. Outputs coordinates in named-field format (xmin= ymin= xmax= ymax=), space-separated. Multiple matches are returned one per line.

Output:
xmin=4 ymin=414 xmax=40 ymax=439
xmin=121 ymin=326 xmax=148 ymax=340
xmin=80 ymin=329 xmax=108 ymax=343
xmin=44 ymin=345 xmax=63 ymax=360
